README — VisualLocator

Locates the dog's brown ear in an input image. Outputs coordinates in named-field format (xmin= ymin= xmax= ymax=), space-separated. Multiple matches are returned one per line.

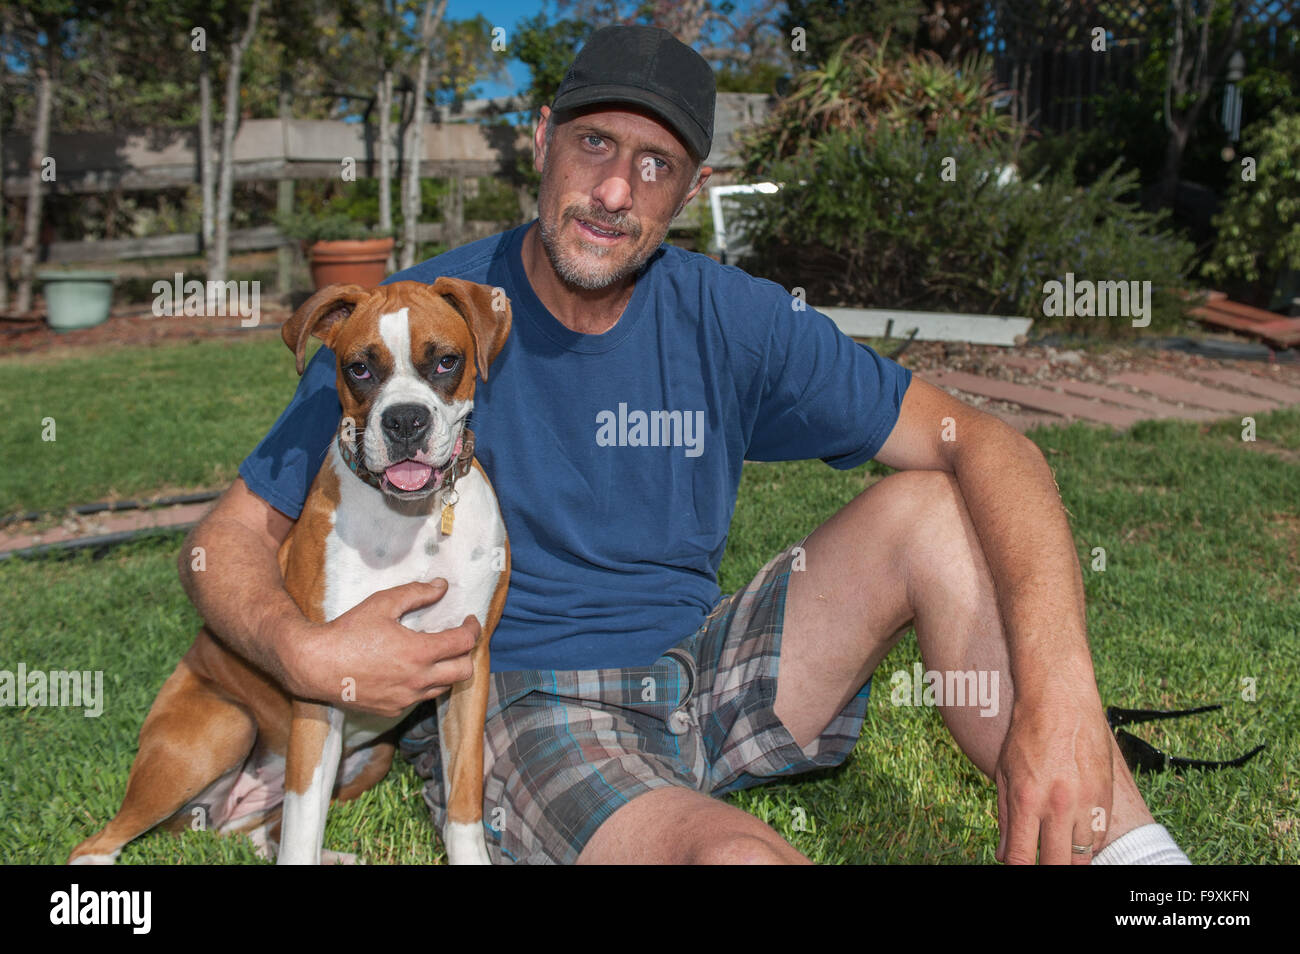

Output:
xmin=428 ymin=277 xmax=512 ymax=381
xmin=281 ymin=284 xmax=370 ymax=375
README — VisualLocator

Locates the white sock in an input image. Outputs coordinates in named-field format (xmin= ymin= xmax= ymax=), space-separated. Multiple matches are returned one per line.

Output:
xmin=1091 ymin=823 xmax=1191 ymax=865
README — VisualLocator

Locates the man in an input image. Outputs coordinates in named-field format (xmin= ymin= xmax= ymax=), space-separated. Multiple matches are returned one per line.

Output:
xmin=184 ymin=25 xmax=1188 ymax=865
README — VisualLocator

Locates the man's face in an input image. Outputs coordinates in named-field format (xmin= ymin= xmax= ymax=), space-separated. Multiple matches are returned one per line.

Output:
xmin=534 ymin=106 xmax=707 ymax=291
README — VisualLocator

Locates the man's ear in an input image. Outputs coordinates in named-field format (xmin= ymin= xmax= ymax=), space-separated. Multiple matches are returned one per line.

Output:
xmin=427 ymin=277 xmax=512 ymax=381
xmin=281 ymin=284 xmax=370 ymax=374
xmin=534 ymin=105 xmax=552 ymax=174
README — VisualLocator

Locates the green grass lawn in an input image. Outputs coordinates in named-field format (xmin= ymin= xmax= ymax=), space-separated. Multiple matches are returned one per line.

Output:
xmin=1 ymin=337 xmax=1296 ymax=864
xmin=0 ymin=333 xmax=313 ymax=519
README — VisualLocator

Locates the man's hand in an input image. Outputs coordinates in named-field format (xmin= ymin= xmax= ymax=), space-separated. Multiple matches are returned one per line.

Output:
xmin=995 ymin=684 xmax=1114 ymax=865
xmin=278 ymin=579 xmax=481 ymax=719
xmin=180 ymin=479 xmax=482 ymax=720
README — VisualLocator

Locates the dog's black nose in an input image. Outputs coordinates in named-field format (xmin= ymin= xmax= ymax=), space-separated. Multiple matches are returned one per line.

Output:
xmin=381 ymin=404 xmax=431 ymax=444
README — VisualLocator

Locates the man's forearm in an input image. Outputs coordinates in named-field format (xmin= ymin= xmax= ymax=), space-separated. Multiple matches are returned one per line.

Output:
xmin=177 ymin=515 xmax=306 ymax=694
xmin=952 ymin=419 xmax=1100 ymax=702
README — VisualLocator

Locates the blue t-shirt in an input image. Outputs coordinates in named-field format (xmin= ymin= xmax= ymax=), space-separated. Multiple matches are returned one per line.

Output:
xmin=239 ymin=221 xmax=912 ymax=671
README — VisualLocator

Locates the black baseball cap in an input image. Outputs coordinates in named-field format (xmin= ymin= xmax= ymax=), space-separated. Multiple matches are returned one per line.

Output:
xmin=551 ymin=25 xmax=716 ymax=162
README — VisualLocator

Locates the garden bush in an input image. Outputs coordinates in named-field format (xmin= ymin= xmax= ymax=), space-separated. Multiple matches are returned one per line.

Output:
xmin=1203 ymin=110 xmax=1300 ymax=299
xmin=737 ymin=34 xmax=1020 ymax=176
xmin=735 ymin=126 xmax=1198 ymax=336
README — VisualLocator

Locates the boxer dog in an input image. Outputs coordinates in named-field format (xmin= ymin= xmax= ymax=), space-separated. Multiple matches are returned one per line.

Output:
xmin=68 ymin=279 xmax=511 ymax=865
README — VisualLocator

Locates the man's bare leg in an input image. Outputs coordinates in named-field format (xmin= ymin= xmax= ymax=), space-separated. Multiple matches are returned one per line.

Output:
xmin=777 ymin=469 xmax=1154 ymax=861
xmin=580 ymin=470 xmax=1156 ymax=864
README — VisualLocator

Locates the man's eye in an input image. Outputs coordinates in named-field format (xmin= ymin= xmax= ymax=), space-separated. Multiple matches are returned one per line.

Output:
xmin=585 ymin=134 xmax=604 ymax=148
xmin=434 ymin=355 xmax=459 ymax=374
xmin=347 ymin=363 xmax=371 ymax=380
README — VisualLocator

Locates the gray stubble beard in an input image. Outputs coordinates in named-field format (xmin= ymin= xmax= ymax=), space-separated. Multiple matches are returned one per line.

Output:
xmin=537 ymin=207 xmax=660 ymax=292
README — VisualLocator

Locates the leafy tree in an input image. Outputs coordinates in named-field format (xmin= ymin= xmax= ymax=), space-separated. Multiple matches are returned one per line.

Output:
xmin=7 ymin=0 xmax=113 ymax=313
xmin=513 ymin=12 xmax=592 ymax=109
xmin=1156 ymin=0 xmax=1248 ymax=207
xmin=1203 ymin=110 xmax=1300 ymax=295
xmin=401 ymin=0 xmax=448 ymax=271
xmin=207 ymin=0 xmax=265 ymax=290
xmin=778 ymin=0 xmax=924 ymax=63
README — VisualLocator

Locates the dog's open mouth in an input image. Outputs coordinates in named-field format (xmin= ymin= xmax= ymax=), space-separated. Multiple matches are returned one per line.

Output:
xmin=384 ymin=460 xmax=437 ymax=492
xmin=381 ymin=433 xmax=463 ymax=494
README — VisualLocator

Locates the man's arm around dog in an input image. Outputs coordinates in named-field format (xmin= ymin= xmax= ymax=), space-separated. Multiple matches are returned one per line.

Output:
xmin=177 ymin=477 xmax=477 ymax=719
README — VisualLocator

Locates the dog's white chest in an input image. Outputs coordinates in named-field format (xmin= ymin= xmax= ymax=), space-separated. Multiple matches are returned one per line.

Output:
xmin=318 ymin=449 xmax=505 ymax=747
xmin=323 ymin=450 xmax=505 ymax=629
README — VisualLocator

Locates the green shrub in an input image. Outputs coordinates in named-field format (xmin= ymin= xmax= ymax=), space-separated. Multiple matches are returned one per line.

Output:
xmin=739 ymin=34 xmax=1020 ymax=178
xmin=1204 ymin=110 xmax=1300 ymax=289
xmin=735 ymin=126 xmax=1198 ymax=335
xmin=275 ymin=209 xmax=394 ymax=243
xmin=462 ymin=176 xmax=522 ymax=221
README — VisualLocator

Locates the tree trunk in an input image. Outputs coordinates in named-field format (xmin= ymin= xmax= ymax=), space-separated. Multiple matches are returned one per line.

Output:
xmin=277 ymin=69 xmax=293 ymax=296
xmin=1156 ymin=0 xmax=1245 ymax=208
xmin=378 ymin=69 xmax=394 ymax=271
xmin=1157 ymin=112 xmax=1194 ymax=209
xmin=446 ymin=175 xmax=465 ymax=249
xmin=17 ymin=34 xmax=55 ymax=316
xmin=199 ymin=47 xmax=215 ymax=251
xmin=210 ymin=0 xmax=263 ymax=293
xmin=401 ymin=0 xmax=446 ymax=271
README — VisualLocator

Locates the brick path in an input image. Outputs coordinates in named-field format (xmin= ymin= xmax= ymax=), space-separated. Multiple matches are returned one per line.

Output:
xmin=0 ymin=500 xmax=215 ymax=558
xmin=919 ymin=353 xmax=1300 ymax=433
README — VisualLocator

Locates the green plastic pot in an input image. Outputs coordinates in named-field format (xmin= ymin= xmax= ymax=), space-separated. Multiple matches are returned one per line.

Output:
xmin=39 ymin=270 xmax=116 ymax=332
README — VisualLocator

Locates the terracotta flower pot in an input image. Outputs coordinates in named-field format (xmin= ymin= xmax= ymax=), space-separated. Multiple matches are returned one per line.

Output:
xmin=307 ymin=237 xmax=395 ymax=289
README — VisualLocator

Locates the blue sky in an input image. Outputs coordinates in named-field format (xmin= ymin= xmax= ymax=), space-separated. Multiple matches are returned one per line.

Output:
xmin=444 ymin=0 xmax=561 ymax=101
xmin=441 ymin=0 xmax=774 ymax=101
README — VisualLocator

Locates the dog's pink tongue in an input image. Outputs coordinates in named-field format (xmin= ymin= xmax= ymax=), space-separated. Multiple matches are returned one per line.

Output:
xmin=385 ymin=460 xmax=433 ymax=491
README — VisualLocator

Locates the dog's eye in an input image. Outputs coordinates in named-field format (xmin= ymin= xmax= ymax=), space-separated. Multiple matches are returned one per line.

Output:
xmin=434 ymin=355 xmax=459 ymax=375
xmin=347 ymin=363 xmax=371 ymax=380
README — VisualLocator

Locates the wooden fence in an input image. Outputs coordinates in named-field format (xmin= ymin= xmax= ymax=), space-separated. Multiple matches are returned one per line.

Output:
xmin=0 ymin=93 xmax=771 ymax=267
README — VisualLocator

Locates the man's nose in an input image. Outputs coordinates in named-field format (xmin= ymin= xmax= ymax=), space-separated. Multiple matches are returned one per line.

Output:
xmin=591 ymin=167 xmax=635 ymax=213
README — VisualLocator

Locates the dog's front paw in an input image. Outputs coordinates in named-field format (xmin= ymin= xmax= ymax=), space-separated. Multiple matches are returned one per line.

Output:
xmin=444 ymin=821 xmax=492 ymax=865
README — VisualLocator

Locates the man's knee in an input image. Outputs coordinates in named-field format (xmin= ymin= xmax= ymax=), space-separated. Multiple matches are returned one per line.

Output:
xmin=862 ymin=469 xmax=975 ymax=566
xmin=578 ymin=787 xmax=809 ymax=864
xmin=866 ymin=469 xmax=963 ymax=522
xmin=689 ymin=831 xmax=805 ymax=865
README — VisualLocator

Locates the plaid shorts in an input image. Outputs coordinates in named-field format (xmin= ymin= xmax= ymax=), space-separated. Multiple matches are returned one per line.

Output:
xmin=398 ymin=540 xmax=872 ymax=864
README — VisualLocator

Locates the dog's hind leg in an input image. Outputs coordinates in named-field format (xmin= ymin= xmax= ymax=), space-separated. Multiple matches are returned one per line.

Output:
xmin=68 ymin=657 xmax=258 ymax=864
